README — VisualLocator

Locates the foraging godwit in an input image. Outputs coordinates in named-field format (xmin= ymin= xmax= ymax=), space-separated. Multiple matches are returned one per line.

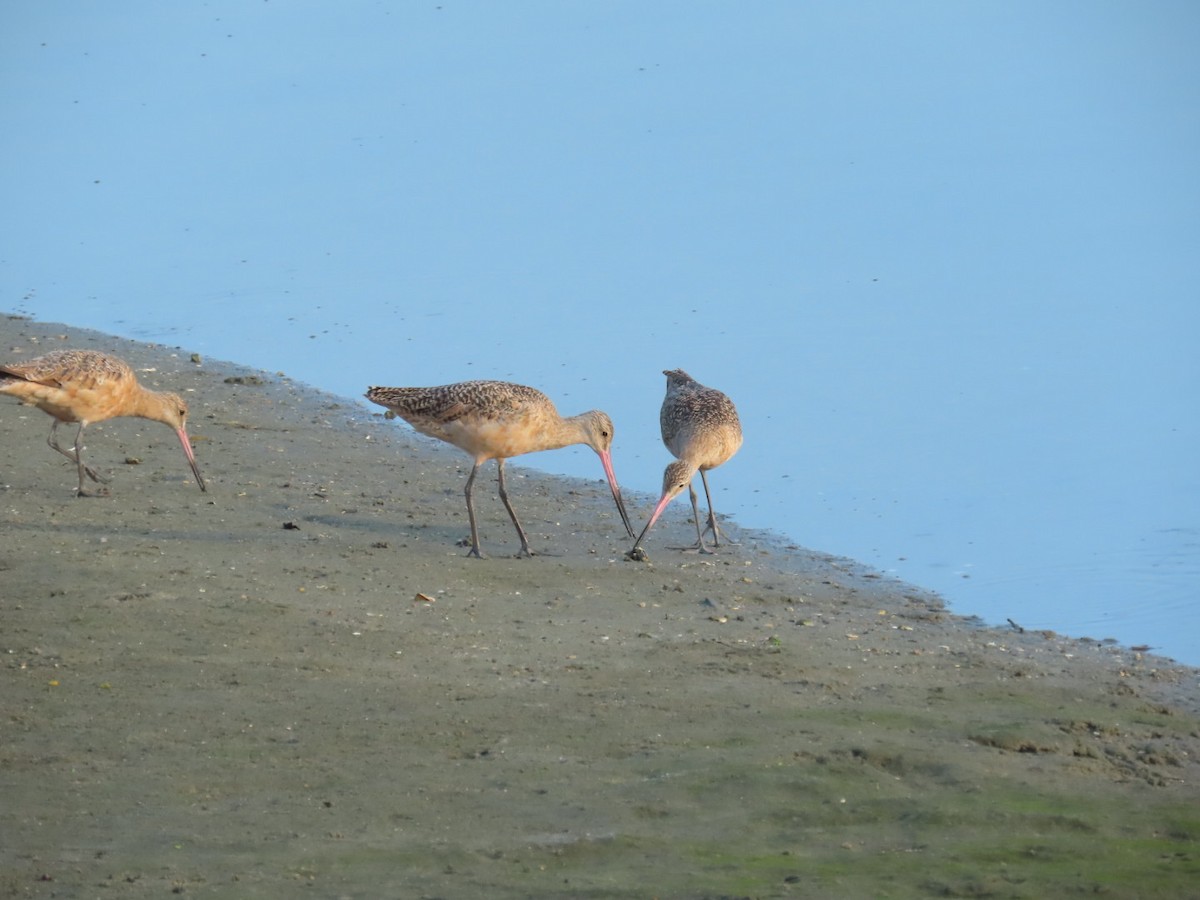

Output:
xmin=365 ymin=380 xmax=635 ymax=558
xmin=0 ymin=349 xmax=206 ymax=495
xmin=628 ymin=368 xmax=742 ymax=558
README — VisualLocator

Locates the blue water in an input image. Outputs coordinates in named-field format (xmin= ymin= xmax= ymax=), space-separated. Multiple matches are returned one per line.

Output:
xmin=3 ymin=3 xmax=1198 ymax=664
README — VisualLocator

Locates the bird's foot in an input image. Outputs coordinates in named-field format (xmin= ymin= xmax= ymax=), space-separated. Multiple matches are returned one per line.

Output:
xmin=668 ymin=542 xmax=717 ymax=555
xmin=75 ymin=486 xmax=112 ymax=499
xmin=84 ymin=465 xmax=111 ymax=485
xmin=625 ymin=546 xmax=650 ymax=562
xmin=701 ymin=524 xmax=738 ymax=547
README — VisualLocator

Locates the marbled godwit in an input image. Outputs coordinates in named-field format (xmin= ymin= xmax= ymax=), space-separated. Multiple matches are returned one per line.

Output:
xmin=365 ymin=380 xmax=635 ymax=558
xmin=628 ymin=368 xmax=742 ymax=559
xmin=0 ymin=349 xmax=206 ymax=495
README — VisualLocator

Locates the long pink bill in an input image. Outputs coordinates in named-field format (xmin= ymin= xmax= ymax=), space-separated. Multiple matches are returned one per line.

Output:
xmin=631 ymin=489 xmax=674 ymax=552
xmin=175 ymin=428 xmax=207 ymax=492
xmin=598 ymin=449 xmax=635 ymax=538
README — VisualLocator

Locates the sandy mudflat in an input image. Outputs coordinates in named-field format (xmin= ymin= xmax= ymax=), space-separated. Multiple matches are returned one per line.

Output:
xmin=1 ymin=315 xmax=1198 ymax=899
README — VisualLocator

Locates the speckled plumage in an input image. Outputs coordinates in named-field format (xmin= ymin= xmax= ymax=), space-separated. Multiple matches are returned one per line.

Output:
xmin=0 ymin=348 xmax=206 ymax=495
xmin=660 ymin=369 xmax=743 ymax=471
xmin=630 ymin=368 xmax=742 ymax=556
xmin=365 ymin=380 xmax=634 ymax=557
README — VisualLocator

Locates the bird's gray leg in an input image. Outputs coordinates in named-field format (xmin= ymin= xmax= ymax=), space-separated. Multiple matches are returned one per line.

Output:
xmin=496 ymin=460 xmax=534 ymax=557
xmin=687 ymin=481 xmax=716 ymax=554
xmin=47 ymin=421 xmax=108 ymax=496
xmin=46 ymin=419 xmax=78 ymax=465
xmin=463 ymin=462 xmax=487 ymax=558
xmin=669 ymin=479 xmax=716 ymax=553
xmin=699 ymin=469 xmax=737 ymax=547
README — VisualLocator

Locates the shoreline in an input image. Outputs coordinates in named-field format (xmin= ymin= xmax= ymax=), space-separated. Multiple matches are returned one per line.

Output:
xmin=3 ymin=314 xmax=1198 ymax=897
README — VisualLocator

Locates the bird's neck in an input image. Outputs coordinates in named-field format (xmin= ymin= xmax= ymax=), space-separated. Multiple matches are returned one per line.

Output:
xmin=550 ymin=413 xmax=593 ymax=451
xmin=127 ymin=386 xmax=170 ymax=422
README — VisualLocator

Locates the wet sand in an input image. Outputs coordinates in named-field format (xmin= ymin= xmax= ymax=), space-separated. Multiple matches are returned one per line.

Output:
xmin=2 ymin=315 xmax=1198 ymax=898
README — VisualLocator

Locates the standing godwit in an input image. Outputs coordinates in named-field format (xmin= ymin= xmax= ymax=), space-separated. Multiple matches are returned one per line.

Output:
xmin=365 ymin=380 xmax=635 ymax=558
xmin=628 ymin=368 xmax=742 ymax=558
xmin=0 ymin=349 xmax=206 ymax=495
